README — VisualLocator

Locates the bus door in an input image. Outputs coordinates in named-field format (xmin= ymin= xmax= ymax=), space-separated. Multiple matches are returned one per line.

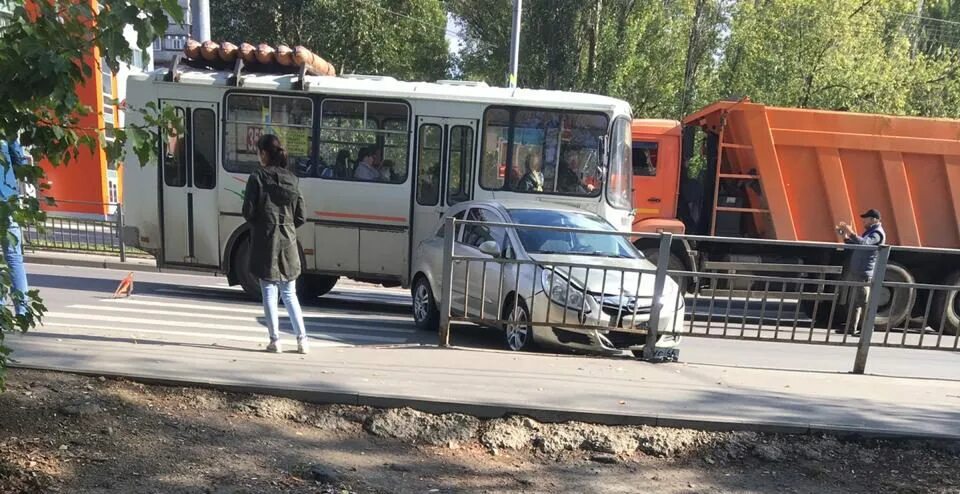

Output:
xmin=410 ymin=116 xmax=477 ymax=254
xmin=160 ymin=100 xmax=220 ymax=267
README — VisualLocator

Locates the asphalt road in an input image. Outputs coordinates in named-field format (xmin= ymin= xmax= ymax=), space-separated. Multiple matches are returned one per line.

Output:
xmin=15 ymin=263 xmax=960 ymax=381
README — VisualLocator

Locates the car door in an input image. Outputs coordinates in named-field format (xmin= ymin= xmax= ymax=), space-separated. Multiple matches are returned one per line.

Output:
xmin=459 ymin=207 xmax=510 ymax=320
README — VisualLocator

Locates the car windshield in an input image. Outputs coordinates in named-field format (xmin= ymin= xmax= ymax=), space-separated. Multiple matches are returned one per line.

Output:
xmin=508 ymin=209 xmax=639 ymax=258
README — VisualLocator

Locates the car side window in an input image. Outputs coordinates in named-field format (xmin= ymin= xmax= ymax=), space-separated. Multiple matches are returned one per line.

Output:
xmin=436 ymin=211 xmax=466 ymax=238
xmin=460 ymin=208 xmax=508 ymax=253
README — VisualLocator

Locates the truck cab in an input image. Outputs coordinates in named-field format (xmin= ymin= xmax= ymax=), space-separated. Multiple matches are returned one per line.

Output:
xmin=630 ymin=119 xmax=685 ymax=235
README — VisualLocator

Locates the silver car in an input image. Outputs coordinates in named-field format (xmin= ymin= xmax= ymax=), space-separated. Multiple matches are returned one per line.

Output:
xmin=410 ymin=200 xmax=684 ymax=356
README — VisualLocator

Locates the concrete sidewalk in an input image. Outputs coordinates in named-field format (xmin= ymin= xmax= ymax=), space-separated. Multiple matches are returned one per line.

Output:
xmin=8 ymin=333 xmax=960 ymax=440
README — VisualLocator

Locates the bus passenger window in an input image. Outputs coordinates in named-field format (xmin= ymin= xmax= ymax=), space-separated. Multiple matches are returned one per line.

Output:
xmin=447 ymin=125 xmax=473 ymax=205
xmin=632 ymin=142 xmax=658 ymax=177
xmin=479 ymin=107 xmax=607 ymax=197
xmin=192 ymin=108 xmax=217 ymax=189
xmin=416 ymin=124 xmax=442 ymax=206
xmin=318 ymin=99 xmax=409 ymax=184
xmin=163 ymin=107 xmax=187 ymax=187
xmin=224 ymin=94 xmax=313 ymax=175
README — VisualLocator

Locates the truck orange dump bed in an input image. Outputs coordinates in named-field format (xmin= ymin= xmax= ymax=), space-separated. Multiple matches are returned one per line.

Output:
xmin=683 ymin=101 xmax=960 ymax=249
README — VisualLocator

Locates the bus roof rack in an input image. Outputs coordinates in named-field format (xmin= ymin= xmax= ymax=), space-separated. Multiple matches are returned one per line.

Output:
xmin=339 ymin=74 xmax=398 ymax=82
xmin=435 ymin=80 xmax=489 ymax=87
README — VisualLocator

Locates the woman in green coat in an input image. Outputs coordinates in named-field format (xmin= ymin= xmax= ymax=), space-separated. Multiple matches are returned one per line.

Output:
xmin=242 ymin=134 xmax=309 ymax=354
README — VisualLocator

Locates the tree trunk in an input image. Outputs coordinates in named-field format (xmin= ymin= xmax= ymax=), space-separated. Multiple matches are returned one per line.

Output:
xmin=679 ymin=0 xmax=707 ymax=118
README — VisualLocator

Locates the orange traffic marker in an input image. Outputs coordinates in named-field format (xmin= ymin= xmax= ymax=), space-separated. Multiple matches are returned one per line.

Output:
xmin=113 ymin=272 xmax=134 ymax=298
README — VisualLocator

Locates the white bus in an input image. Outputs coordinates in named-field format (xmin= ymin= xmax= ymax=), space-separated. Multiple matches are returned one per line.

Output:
xmin=122 ymin=65 xmax=635 ymax=298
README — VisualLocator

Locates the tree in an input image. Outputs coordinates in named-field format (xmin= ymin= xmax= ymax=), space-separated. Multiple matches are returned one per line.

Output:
xmin=0 ymin=0 xmax=182 ymax=388
xmin=211 ymin=0 xmax=450 ymax=81
xmin=449 ymin=0 xmax=724 ymax=118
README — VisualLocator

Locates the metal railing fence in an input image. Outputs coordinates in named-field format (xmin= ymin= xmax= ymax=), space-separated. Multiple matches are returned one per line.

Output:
xmin=21 ymin=200 xmax=127 ymax=262
xmin=436 ymin=217 xmax=960 ymax=374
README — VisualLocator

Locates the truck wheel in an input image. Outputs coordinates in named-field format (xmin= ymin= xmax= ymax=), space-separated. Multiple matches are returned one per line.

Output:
xmin=931 ymin=271 xmax=960 ymax=336
xmin=298 ymin=275 xmax=338 ymax=300
xmin=873 ymin=263 xmax=916 ymax=331
xmin=233 ymin=237 xmax=262 ymax=301
xmin=640 ymin=248 xmax=687 ymax=284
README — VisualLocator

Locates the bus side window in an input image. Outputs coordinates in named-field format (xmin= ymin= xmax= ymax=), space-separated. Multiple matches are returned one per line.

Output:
xmin=163 ymin=107 xmax=187 ymax=187
xmin=416 ymin=124 xmax=442 ymax=206
xmin=447 ymin=125 xmax=473 ymax=205
xmin=192 ymin=108 xmax=217 ymax=189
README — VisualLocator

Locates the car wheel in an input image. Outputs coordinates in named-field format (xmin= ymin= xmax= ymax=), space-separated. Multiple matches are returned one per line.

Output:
xmin=234 ymin=238 xmax=262 ymax=301
xmin=412 ymin=276 xmax=439 ymax=332
xmin=503 ymin=297 xmax=535 ymax=352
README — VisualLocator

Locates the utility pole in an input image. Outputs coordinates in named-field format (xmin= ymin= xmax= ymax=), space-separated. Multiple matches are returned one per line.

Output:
xmin=192 ymin=0 xmax=211 ymax=41
xmin=507 ymin=0 xmax=522 ymax=88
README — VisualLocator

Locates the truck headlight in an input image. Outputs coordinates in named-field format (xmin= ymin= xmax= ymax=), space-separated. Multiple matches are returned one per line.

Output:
xmin=541 ymin=269 xmax=589 ymax=313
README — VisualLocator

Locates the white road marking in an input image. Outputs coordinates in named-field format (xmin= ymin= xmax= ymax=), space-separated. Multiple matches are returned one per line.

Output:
xmin=82 ymin=301 xmax=413 ymax=323
xmin=41 ymin=321 xmax=352 ymax=346
xmin=44 ymin=312 xmax=411 ymax=342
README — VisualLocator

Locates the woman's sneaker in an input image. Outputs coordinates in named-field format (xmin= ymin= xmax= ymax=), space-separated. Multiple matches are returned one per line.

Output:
xmin=297 ymin=339 xmax=309 ymax=355
xmin=266 ymin=340 xmax=281 ymax=353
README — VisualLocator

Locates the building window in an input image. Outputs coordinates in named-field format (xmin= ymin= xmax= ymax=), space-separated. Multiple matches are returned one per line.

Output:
xmin=224 ymin=93 xmax=313 ymax=175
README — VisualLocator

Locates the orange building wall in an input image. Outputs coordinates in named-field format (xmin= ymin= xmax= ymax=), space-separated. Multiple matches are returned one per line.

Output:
xmin=30 ymin=0 xmax=116 ymax=218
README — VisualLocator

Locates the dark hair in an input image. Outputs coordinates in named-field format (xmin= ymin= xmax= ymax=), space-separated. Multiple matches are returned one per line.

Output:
xmin=257 ymin=134 xmax=288 ymax=168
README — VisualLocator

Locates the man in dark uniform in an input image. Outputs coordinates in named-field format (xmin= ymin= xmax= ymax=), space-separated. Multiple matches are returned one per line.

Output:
xmin=836 ymin=208 xmax=885 ymax=334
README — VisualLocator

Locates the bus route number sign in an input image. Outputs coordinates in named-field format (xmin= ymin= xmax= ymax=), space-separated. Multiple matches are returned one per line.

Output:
xmin=246 ymin=126 xmax=263 ymax=153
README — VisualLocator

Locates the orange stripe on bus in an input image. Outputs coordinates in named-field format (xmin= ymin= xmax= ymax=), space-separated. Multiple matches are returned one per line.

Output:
xmin=314 ymin=211 xmax=407 ymax=223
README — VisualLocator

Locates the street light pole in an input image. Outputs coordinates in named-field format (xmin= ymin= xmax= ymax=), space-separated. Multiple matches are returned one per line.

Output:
xmin=507 ymin=0 xmax=522 ymax=88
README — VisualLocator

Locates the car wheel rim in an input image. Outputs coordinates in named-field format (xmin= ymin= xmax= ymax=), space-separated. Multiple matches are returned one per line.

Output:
xmin=414 ymin=284 xmax=430 ymax=322
xmin=505 ymin=307 xmax=528 ymax=351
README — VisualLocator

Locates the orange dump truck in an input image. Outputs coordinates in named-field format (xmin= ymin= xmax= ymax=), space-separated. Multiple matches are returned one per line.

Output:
xmin=630 ymin=100 xmax=960 ymax=333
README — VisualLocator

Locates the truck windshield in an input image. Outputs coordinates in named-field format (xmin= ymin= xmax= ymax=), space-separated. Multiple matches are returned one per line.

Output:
xmin=480 ymin=108 xmax=608 ymax=198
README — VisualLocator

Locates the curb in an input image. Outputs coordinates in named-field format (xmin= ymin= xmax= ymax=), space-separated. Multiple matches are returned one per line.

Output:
xmin=25 ymin=252 xmax=157 ymax=273
xmin=10 ymin=362 xmax=960 ymax=443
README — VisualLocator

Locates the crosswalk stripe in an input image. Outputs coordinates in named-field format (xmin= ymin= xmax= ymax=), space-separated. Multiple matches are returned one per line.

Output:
xmin=44 ymin=312 xmax=415 ymax=338
xmin=41 ymin=322 xmax=352 ymax=346
xmin=80 ymin=301 xmax=412 ymax=323
xmin=154 ymin=286 xmax=411 ymax=303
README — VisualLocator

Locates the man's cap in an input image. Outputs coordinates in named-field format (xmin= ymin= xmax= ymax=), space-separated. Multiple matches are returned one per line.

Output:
xmin=860 ymin=208 xmax=881 ymax=220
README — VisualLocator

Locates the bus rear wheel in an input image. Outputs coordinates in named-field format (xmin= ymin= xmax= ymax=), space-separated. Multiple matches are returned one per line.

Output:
xmin=299 ymin=275 xmax=338 ymax=300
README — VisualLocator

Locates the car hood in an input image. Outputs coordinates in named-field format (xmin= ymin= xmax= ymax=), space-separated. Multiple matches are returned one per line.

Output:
xmin=528 ymin=253 xmax=661 ymax=297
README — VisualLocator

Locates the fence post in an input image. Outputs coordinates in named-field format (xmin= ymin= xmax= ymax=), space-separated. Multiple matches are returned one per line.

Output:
xmin=852 ymin=245 xmax=890 ymax=374
xmin=644 ymin=232 xmax=673 ymax=360
xmin=116 ymin=202 xmax=126 ymax=263
xmin=438 ymin=216 xmax=455 ymax=348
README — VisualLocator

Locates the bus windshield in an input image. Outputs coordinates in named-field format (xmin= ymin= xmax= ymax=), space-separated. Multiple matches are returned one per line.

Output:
xmin=480 ymin=108 xmax=609 ymax=198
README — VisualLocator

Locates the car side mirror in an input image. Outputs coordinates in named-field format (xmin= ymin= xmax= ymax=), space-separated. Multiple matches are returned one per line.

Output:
xmin=478 ymin=240 xmax=501 ymax=258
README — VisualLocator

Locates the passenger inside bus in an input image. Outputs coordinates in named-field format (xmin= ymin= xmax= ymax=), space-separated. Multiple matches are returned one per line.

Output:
xmin=353 ymin=146 xmax=384 ymax=181
xmin=557 ymin=150 xmax=595 ymax=194
xmin=517 ymin=154 xmax=544 ymax=192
